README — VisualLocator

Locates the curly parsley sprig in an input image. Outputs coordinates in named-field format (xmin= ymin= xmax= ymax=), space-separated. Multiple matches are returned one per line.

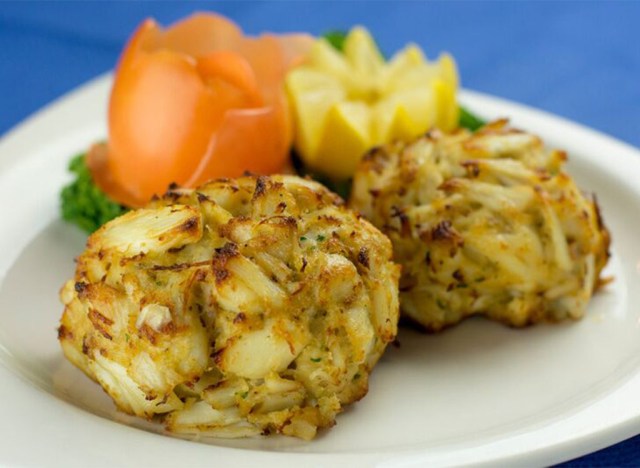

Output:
xmin=60 ymin=153 xmax=128 ymax=233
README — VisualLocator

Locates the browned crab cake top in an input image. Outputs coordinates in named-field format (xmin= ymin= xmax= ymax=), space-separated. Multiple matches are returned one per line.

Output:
xmin=59 ymin=174 xmax=400 ymax=440
xmin=350 ymin=121 xmax=610 ymax=331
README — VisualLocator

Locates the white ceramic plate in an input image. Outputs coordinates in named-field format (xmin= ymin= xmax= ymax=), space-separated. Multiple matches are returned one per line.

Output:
xmin=1 ymin=75 xmax=639 ymax=467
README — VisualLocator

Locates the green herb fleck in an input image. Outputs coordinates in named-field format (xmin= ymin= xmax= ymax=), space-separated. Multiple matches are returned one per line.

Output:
xmin=125 ymin=333 xmax=130 ymax=342
xmin=316 ymin=234 xmax=326 ymax=242
xmin=60 ymin=153 xmax=128 ymax=233
xmin=300 ymin=236 xmax=307 ymax=242
xmin=353 ymin=373 xmax=361 ymax=380
xmin=310 ymin=357 xmax=322 ymax=363
xmin=238 ymin=391 xmax=249 ymax=399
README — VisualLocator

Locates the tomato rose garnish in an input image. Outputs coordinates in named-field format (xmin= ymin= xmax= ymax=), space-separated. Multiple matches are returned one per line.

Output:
xmin=89 ymin=13 xmax=312 ymax=207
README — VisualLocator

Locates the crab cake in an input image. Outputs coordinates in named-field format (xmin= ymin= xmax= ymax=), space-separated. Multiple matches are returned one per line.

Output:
xmin=59 ymin=175 xmax=400 ymax=440
xmin=350 ymin=120 xmax=610 ymax=331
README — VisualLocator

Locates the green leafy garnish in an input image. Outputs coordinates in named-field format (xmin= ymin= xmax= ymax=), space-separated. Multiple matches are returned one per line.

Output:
xmin=458 ymin=106 xmax=486 ymax=131
xmin=323 ymin=30 xmax=347 ymax=52
xmin=310 ymin=357 xmax=322 ymax=363
xmin=60 ymin=154 xmax=128 ymax=233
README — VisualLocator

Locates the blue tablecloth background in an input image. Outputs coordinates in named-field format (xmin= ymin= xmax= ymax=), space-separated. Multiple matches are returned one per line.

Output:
xmin=1 ymin=1 xmax=639 ymax=465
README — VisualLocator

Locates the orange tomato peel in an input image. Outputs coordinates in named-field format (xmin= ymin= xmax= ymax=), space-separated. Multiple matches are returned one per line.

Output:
xmin=90 ymin=13 xmax=312 ymax=207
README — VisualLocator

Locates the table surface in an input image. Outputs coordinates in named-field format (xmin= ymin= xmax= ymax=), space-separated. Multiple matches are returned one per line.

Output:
xmin=1 ymin=1 xmax=639 ymax=465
